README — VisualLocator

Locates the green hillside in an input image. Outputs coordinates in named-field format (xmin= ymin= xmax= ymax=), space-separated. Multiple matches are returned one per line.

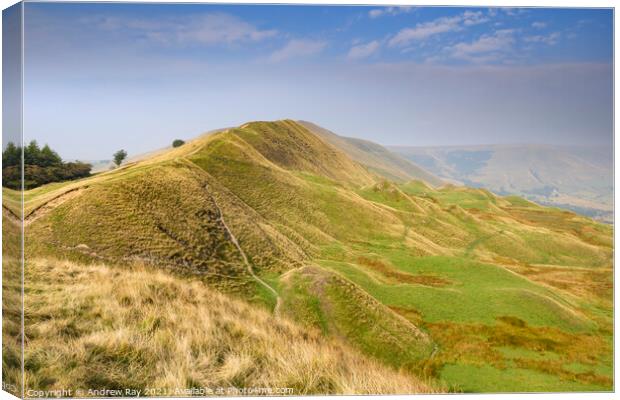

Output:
xmin=299 ymin=120 xmax=443 ymax=186
xmin=8 ymin=119 xmax=613 ymax=394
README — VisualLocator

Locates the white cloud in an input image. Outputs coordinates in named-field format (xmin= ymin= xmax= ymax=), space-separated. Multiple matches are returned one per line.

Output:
xmin=388 ymin=15 xmax=462 ymax=47
xmin=524 ymin=32 xmax=561 ymax=45
xmin=347 ymin=40 xmax=380 ymax=59
xmin=177 ymin=14 xmax=277 ymax=45
xmin=388 ymin=10 xmax=491 ymax=47
xmin=369 ymin=6 xmax=413 ymax=19
xmin=268 ymin=39 xmax=327 ymax=62
xmin=462 ymin=11 xmax=489 ymax=26
xmin=447 ymin=29 xmax=515 ymax=61
xmin=88 ymin=13 xmax=277 ymax=46
xmin=532 ymin=21 xmax=547 ymax=29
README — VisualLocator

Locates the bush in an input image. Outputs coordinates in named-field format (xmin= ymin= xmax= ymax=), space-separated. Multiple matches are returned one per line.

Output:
xmin=172 ymin=139 xmax=185 ymax=148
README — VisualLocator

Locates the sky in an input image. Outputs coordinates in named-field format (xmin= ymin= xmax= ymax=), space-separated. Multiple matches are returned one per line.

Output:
xmin=2 ymin=3 xmax=21 ymax=147
xmin=8 ymin=3 xmax=614 ymax=160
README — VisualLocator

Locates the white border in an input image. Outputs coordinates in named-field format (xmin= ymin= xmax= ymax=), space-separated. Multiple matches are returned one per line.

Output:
xmin=0 ymin=1 xmax=616 ymax=400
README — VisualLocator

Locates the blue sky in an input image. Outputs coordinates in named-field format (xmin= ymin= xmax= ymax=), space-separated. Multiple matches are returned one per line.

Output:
xmin=14 ymin=3 xmax=614 ymax=160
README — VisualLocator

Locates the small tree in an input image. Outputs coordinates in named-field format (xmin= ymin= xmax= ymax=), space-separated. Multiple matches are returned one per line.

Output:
xmin=172 ymin=139 xmax=185 ymax=148
xmin=113 ymin=149 xmax=127 ymax=167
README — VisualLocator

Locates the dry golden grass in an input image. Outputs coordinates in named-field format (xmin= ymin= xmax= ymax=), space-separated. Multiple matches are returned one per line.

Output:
xmin=2 ymin=210 xmax=23 ymax=397
xmin=23 ymin=258 xmax=439 ymax=395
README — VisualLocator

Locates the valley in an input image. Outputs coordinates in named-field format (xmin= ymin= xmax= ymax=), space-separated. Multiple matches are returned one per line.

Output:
xmin=4 ymin=120 xmax=613 ymax=394
xmin=390 ymin=144 xmax=613 ymax=223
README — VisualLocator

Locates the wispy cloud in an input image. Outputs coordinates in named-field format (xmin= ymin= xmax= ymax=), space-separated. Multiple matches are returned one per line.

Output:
xmin=524 ymin=32 xmax=561 ymax=45
xmin=532 ymin=21 xmax=547 ymax=29
xmin=268 ymin=39 xmax=327 ymax=62
xmin=462 ymin=10 xmax=489 ymax=26
xmin=368 ymin=6 xmax=413 ymax=19
xmin=388 ymin=15 xmax=462 ymax=46
xmin=447 ymin=29 xmax=515 ymax=62
xmin=347 ymin=40 xmax=380 ymax=59
xmin=85 ymin=13 xmax=277 ymax=46
xmin=388 ymin=10 xmax=489 ymax=47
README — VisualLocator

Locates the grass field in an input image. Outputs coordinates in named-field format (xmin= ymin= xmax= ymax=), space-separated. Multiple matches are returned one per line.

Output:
xmin=6 ymin=120 xmax=613 ymax=394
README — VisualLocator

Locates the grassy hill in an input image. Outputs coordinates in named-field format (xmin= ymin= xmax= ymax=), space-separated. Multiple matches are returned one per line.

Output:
xmin=21 ymin=257 xmax=436 ymax=395
xmin=6 ymin=119 xmax=613 ymax=394
xmin=390 ymin=144 xmax=613 ymax=222
xmin=298 ymin=120 xmax=442 ymax=186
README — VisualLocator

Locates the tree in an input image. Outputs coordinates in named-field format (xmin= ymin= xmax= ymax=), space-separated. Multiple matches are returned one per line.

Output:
xmin=2 ymin=142 xmax=21 ymax=167
xmin=172 ymin=139 xmax=185 ymax=148
xmin=113 ymin=149 xmax=127 ymax=167
xmin=24 ymin=140 xmax=41 ymax=165
xmin=39 ymin=144 xmax=62 ymax=167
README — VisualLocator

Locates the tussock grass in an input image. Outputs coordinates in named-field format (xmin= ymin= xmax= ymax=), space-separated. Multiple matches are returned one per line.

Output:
xmin=2 ymin=210 xmax=23 ymax=397
xmin=23 ymin=258 xmax=438 ymax=395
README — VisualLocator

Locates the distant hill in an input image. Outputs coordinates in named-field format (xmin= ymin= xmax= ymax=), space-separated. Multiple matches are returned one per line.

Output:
xmin=298 ymin=121 xmax=443 ymax=186
xmin=389 ymin=144 xmax=613 ymax=223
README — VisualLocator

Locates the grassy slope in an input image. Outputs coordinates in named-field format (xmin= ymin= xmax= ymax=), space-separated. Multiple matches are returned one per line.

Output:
xmin=185 ymin=121 xmax=613 ymax=391
xmin=298 ymin=120 xmax=443 ymax=186
xmin=279 ymin=265 xmax=434 ymax=371
xmin=2 ymin=209 xmax=22 ymax=397
xmin=16 ymin=119 xmax=613 ymax=393
xmin=22 ymin=258 xmax=436 ymax=395
xmin=339 ymin=182 xmax=613 ymax=391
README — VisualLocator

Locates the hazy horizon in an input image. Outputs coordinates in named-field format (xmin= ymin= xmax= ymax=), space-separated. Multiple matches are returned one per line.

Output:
xmin=7 ymin=116 xmax=614 ymax=163
xmin=5 ymin=4 xmax=613 ymax=160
